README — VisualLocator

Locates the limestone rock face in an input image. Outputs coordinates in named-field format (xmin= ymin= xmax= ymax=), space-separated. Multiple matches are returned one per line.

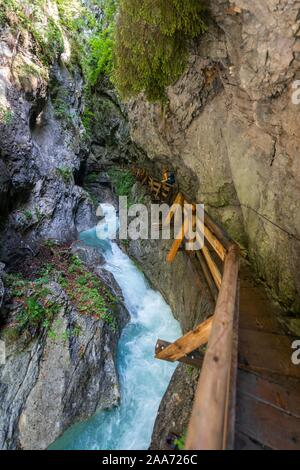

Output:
xmin=150 ymin=364 xmax=199 ymax=450
xmin=0 ymin=263 xmax=5 ymax=308
xmin=127 ymin=0 xmax=300 ymax=313
xmin=86 ymin=79 xmax=142 ymax=174
xmin=0 ymin=247 xmax=129 ymax=450
xmin=0 ymin=15 xmax=96 ymax=262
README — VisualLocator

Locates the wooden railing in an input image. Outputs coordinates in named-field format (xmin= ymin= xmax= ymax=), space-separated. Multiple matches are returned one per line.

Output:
xmin=185 ymin=243 xmax=239 ymax=450
xmin=131 ymin=167 xmax=240 ymax=450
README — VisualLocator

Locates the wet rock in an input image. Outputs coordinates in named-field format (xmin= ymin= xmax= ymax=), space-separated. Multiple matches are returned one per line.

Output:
xmin=0 ymin=276 xmax=129 ymax=450
xmin=150 ymin=365 xmax=199 ymax=450
xmin=0 ymin=23 xmax=95 ymax=262
xmin=0 ymin=263 xmax=5 ymax=308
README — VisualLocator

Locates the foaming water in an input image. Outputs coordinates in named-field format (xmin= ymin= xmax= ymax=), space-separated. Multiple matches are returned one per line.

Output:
xmin=50 ymin=204 xmax=181 ymax=450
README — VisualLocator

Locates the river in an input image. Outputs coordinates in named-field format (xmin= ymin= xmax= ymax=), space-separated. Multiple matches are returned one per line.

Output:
xmin=50 ymin=204 xmax=181 ymax=450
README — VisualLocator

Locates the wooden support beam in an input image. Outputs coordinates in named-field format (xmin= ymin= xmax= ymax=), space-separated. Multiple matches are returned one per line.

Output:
xmin=166 ymin=234 xmax=184 ymax=263
xmin=155 ymin=340 xmax=204 ymax=368
xmin=186 ymin=251 xmax=207 ymax=295
xmin=155 ymin=316 xmax=213 ymax=362
xmin=154 ymin=183 xmax=162 ymax=199
xmin=202 ymin=245 xmax=222 ymax=289
xmin=141 ymin=174 xmax=148 ymax=185
xmin=185 ymin=251 xmax=219 ymax=302
xmin=166 ymin=212 xmax=191 ymax=263
xmin=204 ymin=212 xmax=232 ymax=250
xmin=203 ymin=225 xmax=227 ymax=261
xmin=164 ymin=192 xmax=184 ymax=226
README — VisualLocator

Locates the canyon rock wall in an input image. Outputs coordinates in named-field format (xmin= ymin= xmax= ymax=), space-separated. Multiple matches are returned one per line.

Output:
xmin=127 ymin=0 xmax=300 ymax=319
xmin=0 ymin=244 xmax=129 ymax=450
xmin=0 ymin=2 xmax=96 ymax=262
xmin=0 ymin=3 xmax=130 ymax=450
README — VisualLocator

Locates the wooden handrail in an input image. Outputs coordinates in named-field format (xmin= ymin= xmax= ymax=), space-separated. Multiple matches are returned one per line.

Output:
xmin=131 ymin=167 xmax=240 ymax=450
xmin=185 ymin=243 xmax=240 ymax=450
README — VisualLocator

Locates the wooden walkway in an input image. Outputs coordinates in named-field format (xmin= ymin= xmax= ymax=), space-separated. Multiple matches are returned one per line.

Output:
xmin=131 ymin=166 xmax=300 ymax=450
xmin=236 ymin=266 xmax=300 ymax=450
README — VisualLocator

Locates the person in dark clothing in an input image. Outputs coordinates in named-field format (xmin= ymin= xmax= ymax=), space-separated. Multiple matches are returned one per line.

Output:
xmin=162 ymin=168 xmax=175 ymax=185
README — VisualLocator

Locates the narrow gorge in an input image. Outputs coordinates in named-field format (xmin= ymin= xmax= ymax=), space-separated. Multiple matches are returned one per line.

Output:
xmin=0 ymin=0 xmax=299 ymax=452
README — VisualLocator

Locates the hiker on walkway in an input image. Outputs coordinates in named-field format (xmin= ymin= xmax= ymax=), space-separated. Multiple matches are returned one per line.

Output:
xmin=162 ymin=168 xmax=175 ymax=185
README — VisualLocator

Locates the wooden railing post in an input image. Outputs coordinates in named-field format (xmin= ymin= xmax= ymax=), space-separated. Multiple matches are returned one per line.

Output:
xmin=185 ymin=243 xmax=240 ymax=450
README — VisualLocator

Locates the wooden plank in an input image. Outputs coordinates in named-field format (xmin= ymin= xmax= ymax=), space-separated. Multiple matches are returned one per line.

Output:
xmin=239 ymin=269 xmax=284 ymax=334
xmin=161 ymin=183 xmax=172 ymax=192
xmin=235 ymin=431 xmax=268 ymax=450
xmin=237 ymin=370 xmax=300 ymax=419
xmin=155 ymin=340 xmax=204 ymax=368
xmin=155 ymin=316 xmax=213 ymax=362
xmin=239 ymin=328 xmax=300 ymax=379
xmin=204 ymin=224 xmax=227 ymax=261
xmin=202 ymin=245 xmax=222 ymax=289
xmin=236 ymin=391 xmax=300 ymax=450
xmin=196 ymin=251 xmax=218 ymax=301
xmin=185 ymin=244 xmax=240 ymax=450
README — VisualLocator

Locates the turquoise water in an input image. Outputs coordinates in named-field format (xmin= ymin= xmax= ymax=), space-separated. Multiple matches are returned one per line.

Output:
xmin=50 ymin=204 xmax=181 ymax=450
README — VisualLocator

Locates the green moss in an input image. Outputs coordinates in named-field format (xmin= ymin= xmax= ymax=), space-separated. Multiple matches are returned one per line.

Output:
xmin=85 ymin=172 xmax=99 ymax=183
xmin=113 ymin=0 xmax=208 ymax=102
xmin=4 ymin=272 xmax=61 ymax=337
xmin=108 ymin=168 xmax=135 ymax=204
xmin=0 ymin=105 xmax=13 ymax=125
xmin=63 ymin=254 xmax=118 ymax=330
xmin=56 ymin=166 xmax=73 ymax=184
xmin=3 ymin=245 xmax=119 ymax=341
xmin=22 ymin=210 xmax=33 ymax=222
xmin=0 ymin=0 xmax=65 ymax=65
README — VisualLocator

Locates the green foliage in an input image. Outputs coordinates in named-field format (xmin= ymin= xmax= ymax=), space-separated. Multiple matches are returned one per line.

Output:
xmin=0 ymin=105 xmax=13 ymax=125
xmin=52 ymin=97 xmax=71 ymax=121
xmin=0 ymin=0 xmax=65 ymax=65
xmin=108 ymin=168 xmax=135 ymax=204
xmin=81 ymin=106 xmax=95 ymax=137
xmin=174 ymin=433 xmax=186 ymax=451
xmin=113 ymin=0 xmax=208 ymax=101
xmin=44 ymin=18 xmax=65 ymax=63
xmin=22 ymin=210 xmax=33 ymax=222
xmin=47 ymin=319 xmax=81 ymax=342
xmin=56 ymin=166 xmax=73 ymax=183
xmin=4 ymin=272 xmax=60 ymax=336
xmin=43 ymin=239 xmax=59 ymax=249
xmin=3 ymin=245 xmax=119 ymax=341
xmin=85 ymin=172 xmax=99 ymax=183
xmin=86 ymin=0 xmax=118 ymax=84
xmin=68 ymin=255 xmax=83 ymax=273
xmin=64 ymin=254 xmax=118 ymax=330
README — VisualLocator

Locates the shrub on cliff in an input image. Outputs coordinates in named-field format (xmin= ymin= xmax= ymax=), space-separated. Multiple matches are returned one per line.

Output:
xmin=112 ymin=0 xmax=208 ymax=102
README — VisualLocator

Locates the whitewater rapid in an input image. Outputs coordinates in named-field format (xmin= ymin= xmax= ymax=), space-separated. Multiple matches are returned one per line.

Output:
xmin=50 ymin=204 xmax=181 ymax=450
